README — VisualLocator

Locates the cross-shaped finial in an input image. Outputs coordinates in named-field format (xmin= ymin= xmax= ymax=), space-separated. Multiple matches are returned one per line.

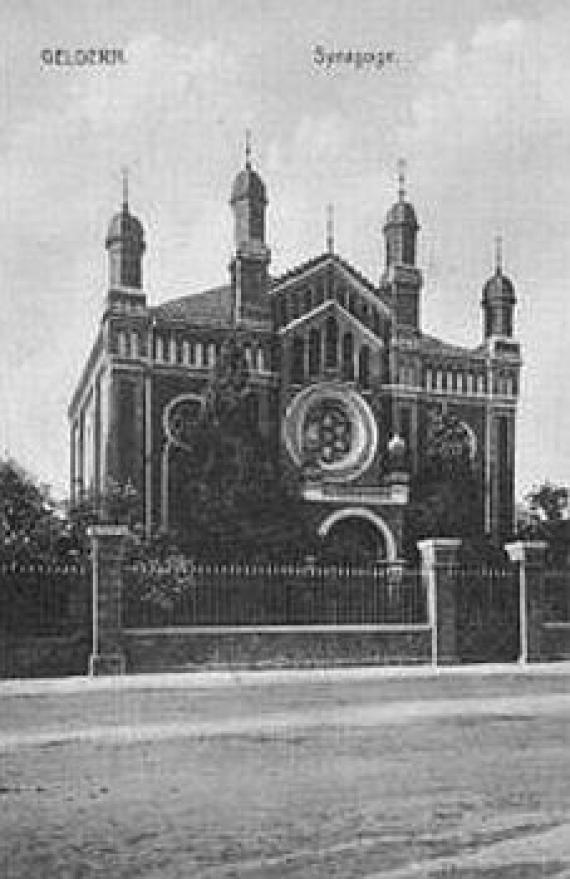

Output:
xmin=245 ymin=129 xmax=252 ymax=168
xmin=326 ymin=203 xmax=335 ymax=254
xmin=495 ymin=235 xmax=503 ymax=273
xmin=397 ymin=158 xmax=406 ymax=201
xmin=121 ymin=166 xmax=129 ymax=210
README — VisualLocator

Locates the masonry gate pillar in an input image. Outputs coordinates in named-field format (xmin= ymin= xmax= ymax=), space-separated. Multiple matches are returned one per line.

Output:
xmin=505 ymin=540 xmax=548 ymax=663
xmin=417 ymin=538 xmax=462 ymax=666
xmin=88 ymin=525 xmax=130 ymax=675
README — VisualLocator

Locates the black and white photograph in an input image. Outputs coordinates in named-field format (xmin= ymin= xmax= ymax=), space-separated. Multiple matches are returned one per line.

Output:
xmin=1 ymin=1 xmax=570 ymax=875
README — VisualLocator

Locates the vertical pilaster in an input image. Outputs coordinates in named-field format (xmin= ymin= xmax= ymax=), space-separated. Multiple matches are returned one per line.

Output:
xmin=505 ymin=540 xmax=548 ymax=663
xmin=417 ymin=538 xmax=462 ymax=666
xmin=88 ymin=525 xmax=130 ymax=675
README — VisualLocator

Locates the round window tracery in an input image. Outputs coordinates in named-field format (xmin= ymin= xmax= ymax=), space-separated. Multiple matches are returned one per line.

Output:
xmin=303 ymin=401 xmax=352 ymax=465
xmin=283 ymin=383 xmax=378 ymax=482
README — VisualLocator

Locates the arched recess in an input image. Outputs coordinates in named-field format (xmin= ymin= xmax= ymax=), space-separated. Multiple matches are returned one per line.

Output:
xmin=317 ymin=507 xmax=397 ymax=562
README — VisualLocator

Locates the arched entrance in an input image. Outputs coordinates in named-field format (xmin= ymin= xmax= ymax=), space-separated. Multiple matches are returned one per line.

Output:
xmin=318 ymin=507 xmax=397 ymax=562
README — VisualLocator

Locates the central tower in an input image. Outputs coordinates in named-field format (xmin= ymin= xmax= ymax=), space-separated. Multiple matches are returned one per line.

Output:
xmin=229 ymin=133 xmax=271 ymax=325
xmin=380 ymin=160 xmax=422 ymax=330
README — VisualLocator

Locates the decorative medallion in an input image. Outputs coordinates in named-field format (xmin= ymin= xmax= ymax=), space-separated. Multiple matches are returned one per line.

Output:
xmin=283 ymin=383 xmax=378 ymax=482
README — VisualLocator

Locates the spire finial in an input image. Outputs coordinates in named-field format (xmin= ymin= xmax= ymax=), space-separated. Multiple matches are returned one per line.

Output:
xmin=245 ymin=129 xmax=252 ymax=169
xmin=326 ymin=203 xmax=335 ymax=254
xmin=121 ymin=166 xmax=129 ymax=211
xmin=397 ymin=158 xmax=406 ymax=202
xmin=495 ymin=235 xmax=503 ymax=274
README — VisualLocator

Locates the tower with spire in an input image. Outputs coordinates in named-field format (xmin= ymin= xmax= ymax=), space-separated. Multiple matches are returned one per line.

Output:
xmin=69 ymin=141 xmax=522 ymax=558
xmin=105 ymin=169 xmax=146 ymax=295
xmin=381 ymin=159 xmax=423 ymax=330
xmin=229 ymin=132 xmax=271 ymax=325
xmin=481 ymin=236 xmax=516 ymax=340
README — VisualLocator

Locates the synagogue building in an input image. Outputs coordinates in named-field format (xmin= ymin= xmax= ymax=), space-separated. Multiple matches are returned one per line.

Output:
xmin=68 ymin=148 xmax=521 ymax=560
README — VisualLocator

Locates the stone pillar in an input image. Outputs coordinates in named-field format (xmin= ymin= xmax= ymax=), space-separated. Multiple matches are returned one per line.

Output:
xmin=88 ymin=525 xmax=130 ymax=675
xmin=505 ymin=540 xmax=548 ymax=663
xmin=417 ymin=538 xmax=462 ymax=666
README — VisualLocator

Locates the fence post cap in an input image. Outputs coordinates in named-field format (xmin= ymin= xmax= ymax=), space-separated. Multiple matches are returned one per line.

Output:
xmin=87 ymin=525 xmax=131 ymax=538
xmin=505 ymin=540 xmax=548 ymax=563
xmin=417 ymin=538 xmax=463 ymax=550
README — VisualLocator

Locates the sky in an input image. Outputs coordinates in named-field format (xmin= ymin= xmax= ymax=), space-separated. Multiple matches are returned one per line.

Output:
xmin=0 ymin=0 xmax=569 ymax=499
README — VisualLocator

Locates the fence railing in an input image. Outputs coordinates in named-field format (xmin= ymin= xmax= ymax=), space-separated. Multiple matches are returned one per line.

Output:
xmin=543 ymin=570 xmax=570 ymax=623
xmin=0 ymin=563 xmax=89 ymax=636
xmin=123 ymin=560 xmax=427 ymax=628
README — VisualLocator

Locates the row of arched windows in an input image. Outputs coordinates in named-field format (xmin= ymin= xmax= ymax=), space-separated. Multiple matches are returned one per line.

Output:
xmin=425 ymin=367 xmax=487 ymax=395
xmin=275 ymin=281 xmax=385 ymax=338
xmin=423 ymin=367 xmax=515 ymax=397
xmin=115 ymin=330 xmax=269 ymax=373
xmin=291 ymin=318 xmax=371 ymax=387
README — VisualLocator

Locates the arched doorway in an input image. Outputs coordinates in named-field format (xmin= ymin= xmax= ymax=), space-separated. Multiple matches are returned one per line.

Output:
xmin=318 ymin=507 xmax=397 ymax=562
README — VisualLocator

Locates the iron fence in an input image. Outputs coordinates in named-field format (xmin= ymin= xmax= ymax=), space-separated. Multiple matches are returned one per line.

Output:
xmin=123 ymin=559 xmax=427 ymax=628
xmin=543 ymin=570 xmax=570 ymax=622
xmin=455 ymin=562 xmax=520 ymax=662
xmin=0 ymin=562 xmax=89 ymax=636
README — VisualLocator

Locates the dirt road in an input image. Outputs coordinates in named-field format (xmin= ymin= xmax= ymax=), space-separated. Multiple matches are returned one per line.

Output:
xmin=1 ymin=667 xmax=570 ymax=877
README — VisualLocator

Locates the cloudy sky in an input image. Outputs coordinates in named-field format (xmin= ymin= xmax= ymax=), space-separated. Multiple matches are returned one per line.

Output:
xmin=0 ymin=0 xmax=569 ymax=498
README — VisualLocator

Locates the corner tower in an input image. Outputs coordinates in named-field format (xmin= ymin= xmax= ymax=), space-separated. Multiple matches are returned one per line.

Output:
xmin=381 ymin=160 xmax=423 ymax=330
xmin=482 ymin=237 xmax=516 ymax=340
xmin=229 ymin=133 xmax=271 ymax=325
xmin=105 ymin=170 xmax=146 ymax=308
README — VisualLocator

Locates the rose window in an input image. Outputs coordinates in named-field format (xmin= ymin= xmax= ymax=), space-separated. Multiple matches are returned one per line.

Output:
xmin=283 ymin=383 xmax=378 ymax=482
xmin=303 ymin=402 xmax=352 ymax=465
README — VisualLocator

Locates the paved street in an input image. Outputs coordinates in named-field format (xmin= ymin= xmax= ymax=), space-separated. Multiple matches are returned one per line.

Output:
xmin=1 ymin=666 xmax=570 ymax=877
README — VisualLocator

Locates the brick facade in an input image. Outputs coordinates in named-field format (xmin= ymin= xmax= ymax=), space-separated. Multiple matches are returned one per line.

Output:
xmin=69 ymin=154 xmax=521 ymax=557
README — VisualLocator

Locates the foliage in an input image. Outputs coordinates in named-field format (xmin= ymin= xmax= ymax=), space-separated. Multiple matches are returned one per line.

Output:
xmin=517 ymin=480 xmax=570 ymax=564
xmin=0 ymin=456 xmax=142 ymax=564
xmin=405 ymin=409 xmax=486 ymax=556
xmin=169 ymin=335 xmax=311 ymax=559
xmin=423 ymin=409 xmax=473 ymax=482
xmin=0 ymin=458 xmax=70 ymax=563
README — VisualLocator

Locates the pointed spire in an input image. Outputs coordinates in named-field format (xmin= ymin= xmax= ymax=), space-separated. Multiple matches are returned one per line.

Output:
xmin=245 ymin=128 xmax=252 ymax=169
xmin=326 ymin=203 xmax=335 ymax=254
xmin=397 ymin=158 xmax=406 ymax=202
xmin=495 ymin=234 xmax=503 ymax=274
xmin=121 ymin=166 xmax=129 ymax=213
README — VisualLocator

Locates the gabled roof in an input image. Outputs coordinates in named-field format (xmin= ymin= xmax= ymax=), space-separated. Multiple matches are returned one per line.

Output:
xmin=278 ymin=299 xmax=384 ymax=348
xmin=270 ymin=252 xmax=390 ymax=311
xmin=152 ymin=284 xmax=233 ymax=327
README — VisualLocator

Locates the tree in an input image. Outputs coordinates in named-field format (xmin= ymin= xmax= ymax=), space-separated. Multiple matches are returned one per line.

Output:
xmin=405 ymin=409 xmax=486 ymax=556
xmin=518 ymin=481 xmax=570 ymax=564
xmin=169 ymin=335 xmax=310 ymax=558
xmin=0 ymin=457 xmax=72 ymax=563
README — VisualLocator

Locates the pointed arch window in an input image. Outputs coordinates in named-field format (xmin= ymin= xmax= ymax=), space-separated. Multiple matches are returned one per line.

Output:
xmin=129 ymin=331 xmax=139 ymax=359
xmin=291 ymin=292 xmax=300 ymax=320
xmin=358 ymin=345 xmax=370 ymax=388
xmin=308 ymin=328 xmax=321 ymax=377
xmin=118 ymin=331 xmax=127 ymax=358
xmin=342 ymin=332 xmax=354 ymax=380
xmin=372 ymin=307 xmax=381 ymax=336
xmin=325 ymin=316 xmax=338 ymax=368
xmin=292 ymin=336 xmax=305 ymax=383
xmin=155 ymin=335 xmax=164 ymax=362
